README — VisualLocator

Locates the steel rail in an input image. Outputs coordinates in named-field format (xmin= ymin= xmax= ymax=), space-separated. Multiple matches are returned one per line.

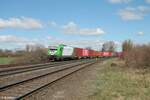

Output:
xmin=0 ymin=59 xmax=89 ymax=77
xmin=0 ymin=60 xmax=95 ymax=91
xmin=17 ymin=62 xmax=96 ymax=100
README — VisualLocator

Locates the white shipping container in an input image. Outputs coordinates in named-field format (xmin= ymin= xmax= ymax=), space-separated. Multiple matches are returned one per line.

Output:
xmin=62 ymin=46 xmax=74 ymax=56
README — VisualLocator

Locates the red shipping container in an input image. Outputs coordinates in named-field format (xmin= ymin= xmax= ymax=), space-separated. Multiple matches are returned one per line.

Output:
xmin=82 ymin=49 xmax=89 ymax=56
xmin=95 ymin=51 xmax=99 ymax=57
xmin=74 ymin=48 xmax=82 ymax=57
xmin=86 ymin=50 xmax=102 ymax=57
xmin=102 ymin=52 xmax=113 ymax=57
xmin=116 ymin=52 xmax=123 ymax=58
xmin=98 ymin=52 xmax=103 ymax=56
xmin=94 ymin=51 xmax=96 ymax=56
xmin=88 ymin=50 xmax=93 ymax=57
xmin=109 ymin=52 xmax=113 ymax=57
xmin=74 ymin=48 xmax=89 ymax=57
xmin=75 ymin=48 xmax=105 ymax=58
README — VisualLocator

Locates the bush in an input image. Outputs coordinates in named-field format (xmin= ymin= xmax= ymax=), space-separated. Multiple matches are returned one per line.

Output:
xmin=124 ymin=44 xmax=150 ymax=68
xmin=12 ymin=48 xmax=48 ymax=64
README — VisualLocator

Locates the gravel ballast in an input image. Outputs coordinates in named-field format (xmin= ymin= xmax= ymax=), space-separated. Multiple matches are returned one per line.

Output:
xmin=26 ymin=60 xmax=107 ymax=100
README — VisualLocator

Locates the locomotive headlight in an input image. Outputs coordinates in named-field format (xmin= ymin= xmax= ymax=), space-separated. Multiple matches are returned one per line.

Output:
xmin=49 ymin=49 xmax=57 ymax=55
xmin=50 ymin=51 xmax=56 ymax=55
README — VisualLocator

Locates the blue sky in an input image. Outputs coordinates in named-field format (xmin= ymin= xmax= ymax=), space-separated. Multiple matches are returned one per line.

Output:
xmin=0 ymin=0 xmax=150 ymax=51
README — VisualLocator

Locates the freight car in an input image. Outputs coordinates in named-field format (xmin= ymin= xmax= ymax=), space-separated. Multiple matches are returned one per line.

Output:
xmin=48 ymin=44 xmax=116 ymax=61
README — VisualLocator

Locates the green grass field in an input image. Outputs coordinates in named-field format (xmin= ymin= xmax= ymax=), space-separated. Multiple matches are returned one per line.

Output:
xmin=0 ymin=57 xmax=16 ymax=65
xmin=89 ymin=59 xmax=150 ymax=100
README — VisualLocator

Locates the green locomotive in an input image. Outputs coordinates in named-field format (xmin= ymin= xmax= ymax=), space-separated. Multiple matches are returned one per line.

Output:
xmin=48 ymin=44 xmax=75 ymax=60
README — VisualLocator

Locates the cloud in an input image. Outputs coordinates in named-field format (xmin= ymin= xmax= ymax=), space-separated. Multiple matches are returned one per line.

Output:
xmin=146 ymin=0 xmax=150 ymax=4
xmin=47 ymin=36 xmax=53 ymax=40
xmin=0 ymin=35 xmax=42 ymax=47
xmin=0 ymin=17 xmax=43 ymax=29
xmin=118 ymin=6 xmax=150 ymax=21
xmin=108 ymin=0 xmax=132 ymax=4
xmin=62 ymin=22 xmax=105 ymax=35
xmin=49 ymin=21 xmax=57 ymax=27
xmin=137 ymin=31 xmax=144 ymax=36
xmin=0 ymin=35 xmax=27 ymax=43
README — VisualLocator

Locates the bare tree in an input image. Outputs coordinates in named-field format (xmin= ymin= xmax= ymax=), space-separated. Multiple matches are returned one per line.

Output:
xmin=86 ymin=47 xmax=92 ymax=50
xmin=0 ymin=49 xmax=3 ymax=53
xmin=26 ymin=45 xmax=30 ymax=52
xmin=25 ymin=44 xmax=45 ymax=52
xmin=102 ymin=41 xmax=116 ymax=52
xmin=122 ymin=39 xmax=133 ymax=52
xmin=0 ymin=49 xmax=3 ymax=56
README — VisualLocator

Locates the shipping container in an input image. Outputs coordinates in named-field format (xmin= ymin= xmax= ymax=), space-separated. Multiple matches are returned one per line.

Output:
xmin=98 ymin=52 xmax=103 ymax=56
xmin=116 ymin=52 xmax=123 ymax=58
xmin=82 ymin=49 xmax=89 ymax=56
xmin=74 ymin=48 xmax=83 ymax=57
xmin=74 ymin=48 xmax=90 ymax=58
xmin=102 ymin=52 xmax=113 ymax=57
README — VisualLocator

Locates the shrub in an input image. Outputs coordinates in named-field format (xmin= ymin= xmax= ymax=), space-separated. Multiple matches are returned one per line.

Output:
xmin=123 ymin=42 xmax=150 ymax=68
xmin=12 ymin=48 xmax=48 ymax=64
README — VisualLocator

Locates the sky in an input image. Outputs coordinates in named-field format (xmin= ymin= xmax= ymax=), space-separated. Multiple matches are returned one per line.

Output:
xmin=0 ymin=0 xmax=150 ymax=51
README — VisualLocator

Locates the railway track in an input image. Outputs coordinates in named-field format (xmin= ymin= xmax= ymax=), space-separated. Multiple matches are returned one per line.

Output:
xmin=0 ymin=59 xmax=90 ymax=77
xmin=0 ymin=59 xmax=98 ymax=100
xmin=0 ymin=60 xmax=92 ymax=89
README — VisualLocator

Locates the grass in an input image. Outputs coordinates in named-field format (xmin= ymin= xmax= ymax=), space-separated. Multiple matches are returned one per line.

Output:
xmin=0 ymin=57 xmax=17 ymax=64
xmin=89 ymin=59 xmax=150 ymax=100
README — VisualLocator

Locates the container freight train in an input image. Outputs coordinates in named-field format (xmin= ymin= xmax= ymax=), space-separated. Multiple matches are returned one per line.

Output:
xmin=48 ymin=44 xmax=116 ymax=61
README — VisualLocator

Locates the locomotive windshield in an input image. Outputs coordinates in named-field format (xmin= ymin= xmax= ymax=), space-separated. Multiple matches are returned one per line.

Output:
xmin=50 ymin=48 xmax=57 ymax=51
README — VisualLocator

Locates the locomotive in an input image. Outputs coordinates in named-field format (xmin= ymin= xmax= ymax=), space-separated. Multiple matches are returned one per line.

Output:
xmin=48 ymin=44 xmax=117 ymax=61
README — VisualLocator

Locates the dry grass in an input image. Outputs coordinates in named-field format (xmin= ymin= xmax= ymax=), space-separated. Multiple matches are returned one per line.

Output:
xmin=88 ymin=59 xmax=150 ymax=100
